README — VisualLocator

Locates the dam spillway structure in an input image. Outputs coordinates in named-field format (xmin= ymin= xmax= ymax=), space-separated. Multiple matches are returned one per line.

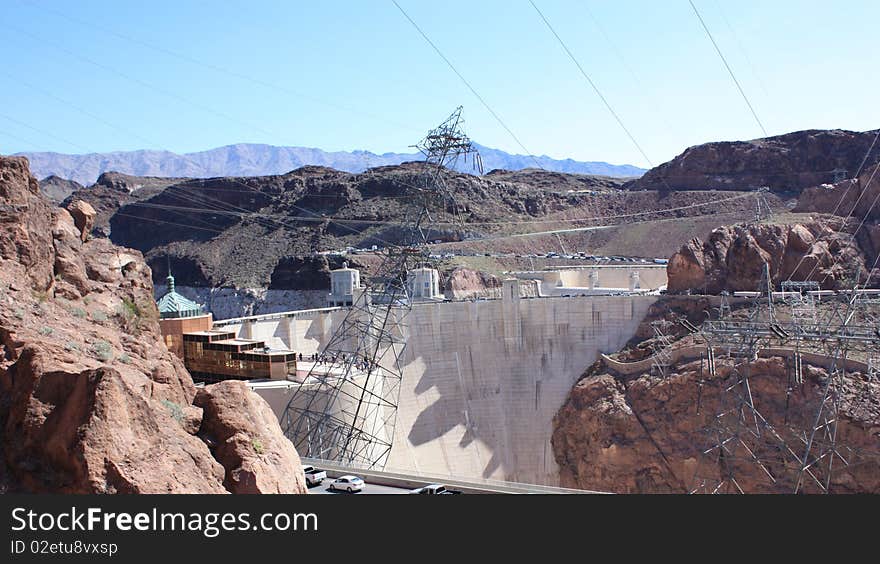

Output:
xmin=282 ymin=107 xmax=483 ymax=468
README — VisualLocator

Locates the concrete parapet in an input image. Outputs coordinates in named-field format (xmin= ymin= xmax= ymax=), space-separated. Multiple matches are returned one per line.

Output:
xmin=602 ymin=345 xmax=870 ymax=377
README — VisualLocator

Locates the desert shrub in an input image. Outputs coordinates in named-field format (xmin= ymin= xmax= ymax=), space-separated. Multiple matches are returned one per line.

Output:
xmin=38 ymin=326 xmax=54 ymax=336
xmin=252 ymin=439 xmax=264 ymax=455
xmin=91 ymin=340 xmax=113 ymax=362
xmin=117 ymin=297 xmax=143 ymax=333
xmin=121 ymin=297 xmax=140 ymax=319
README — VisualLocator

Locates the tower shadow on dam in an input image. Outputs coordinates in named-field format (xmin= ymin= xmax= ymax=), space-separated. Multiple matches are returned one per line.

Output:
xmin=404 ymin=346 xmax=506 ymax=479
xmin=385 ymin=296 xmax=657 ymax=485
xmin=243 ymin=296 xmax=656 ymax=485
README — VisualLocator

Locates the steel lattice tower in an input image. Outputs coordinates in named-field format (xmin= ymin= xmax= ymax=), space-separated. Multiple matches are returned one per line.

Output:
xmin=281 ymin=107 xmax=481 ymax=469
xmin=689 ymin=264 xmax=880 ymax=493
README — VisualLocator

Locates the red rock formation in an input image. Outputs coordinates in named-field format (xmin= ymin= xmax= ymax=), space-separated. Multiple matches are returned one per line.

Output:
xmin=552 ymin=355 xmax=880 ymax=494
xmin=65 ymin=200 xmax=96 ymax=242
xmin=195 ymin=381 xmax=307 ymax=494
xmin=0 ymin=155 xmax=305 ymax=494
xmin=667 ymin=221 xmax=867 ymax=292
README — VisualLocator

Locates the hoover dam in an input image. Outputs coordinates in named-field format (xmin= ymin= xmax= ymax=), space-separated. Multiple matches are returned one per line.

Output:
xmin=207 ymin=272 xmax=660 ymax=486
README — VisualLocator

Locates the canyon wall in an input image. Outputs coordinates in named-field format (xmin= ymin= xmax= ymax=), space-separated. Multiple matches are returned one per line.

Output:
xmin=0 ymin=156 xmax=306 ymax=494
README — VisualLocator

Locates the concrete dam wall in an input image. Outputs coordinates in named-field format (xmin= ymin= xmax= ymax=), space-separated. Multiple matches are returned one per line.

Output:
xmin=215 ymin=294 xmax=656 ymax=485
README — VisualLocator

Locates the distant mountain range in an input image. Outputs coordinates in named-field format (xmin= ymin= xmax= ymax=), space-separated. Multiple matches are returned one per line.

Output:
xmin=15 ymin=143 xmax=646 ymax=186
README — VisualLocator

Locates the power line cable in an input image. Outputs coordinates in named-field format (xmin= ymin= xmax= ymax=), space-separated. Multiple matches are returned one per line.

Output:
xmin=528 ymin=0 xmax=657 ymax=171
xmin=688 ymin=0 xmax=768 ymax=136
xmin=390 ymin=0 xmax=544 ymax=170
xmin=0 ymin=128 xmax=50 ymax=153
xmin=0 ymin=113 xmax=91 ymax=153
xmin=712 ymin=0 xmax=771 ymax=99
xmin=4 ymin=23 xmax=281 ymax=140
xmin=788 ymin=129 xmax=880 ymax=282
xmin=816 ymin=163 xmax=880 ymax=286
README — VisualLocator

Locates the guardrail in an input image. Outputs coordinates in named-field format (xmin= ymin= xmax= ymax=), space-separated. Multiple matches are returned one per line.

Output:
xmin=300 ymin=457 xmax=606 ymax=494
xmin=212 ymin=306 xmax=343 ymax=326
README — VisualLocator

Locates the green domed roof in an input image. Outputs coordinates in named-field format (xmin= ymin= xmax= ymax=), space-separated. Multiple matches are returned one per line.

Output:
xmin=156 ymin=274 xmax=204 ymax=319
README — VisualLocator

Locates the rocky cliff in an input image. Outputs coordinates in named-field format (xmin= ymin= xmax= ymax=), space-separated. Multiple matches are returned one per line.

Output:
xmin=39 ymin=175 xmax=83 ymax=204
xmin=64 ymin=163 xmax=769 ymax=292
xmin=666 ymin=220 xmax=875 ymax=293
xmin=551 ymin=299 xmax=880 ymax=493
xmin=63 ymin=163 xmax=628 ymax=289
xmin=626 ymin=129 xmax=880 ymax=193
xmin=795 ymin=163 xmax=880 ymax=222
xmin=0 ymin=155 xmax=306 ymax=494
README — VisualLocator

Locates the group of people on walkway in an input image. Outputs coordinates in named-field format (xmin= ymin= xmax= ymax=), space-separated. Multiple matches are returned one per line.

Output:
xmin=296 ymin=351 xmax=377 ymax=373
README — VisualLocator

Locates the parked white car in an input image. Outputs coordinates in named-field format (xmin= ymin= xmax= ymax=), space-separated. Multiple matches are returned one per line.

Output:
xmin=408 ymin=483 xmax=460 ymax=495
xmin=302 ymin=465 xmax=326 ymax=487
xmin=328 ymin=475 xmax=364 ymax=493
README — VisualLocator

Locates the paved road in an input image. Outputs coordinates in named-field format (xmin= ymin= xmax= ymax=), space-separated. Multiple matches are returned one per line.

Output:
xmin=307 ymin=481 xmax=410 ymax=495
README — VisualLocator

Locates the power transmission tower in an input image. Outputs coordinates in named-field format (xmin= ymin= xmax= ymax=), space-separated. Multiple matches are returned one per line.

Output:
xmin=281 ymin=107 xmax=481 ymax=469
xmin=690 ymin=267 xmax=880 ymax=493
xmin=651 ymin=320 xmax=674 ymax=377
xmin=753 ymin=187 xmax=773 ymax=223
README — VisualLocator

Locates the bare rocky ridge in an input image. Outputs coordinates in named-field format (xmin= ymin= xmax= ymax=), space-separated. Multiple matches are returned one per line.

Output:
xmin=0 ymin=155 xmax=305 ymax=494
xmin=38 ymin=175 xmax=83 ymax=204
xmin=551 ymin=298 xmax=880 ymax=493
xmin=60 ymin=172 xmax=183 ymax=238
xmin=443 ymin=267 xmax=502 ymax=299
xmin=63 ymin=163 xmax=771 ymax=292
xmin=65 ymin=163 xmax=632 ymax=288
xmin=627 ymin=129 xmax=880 ymax=193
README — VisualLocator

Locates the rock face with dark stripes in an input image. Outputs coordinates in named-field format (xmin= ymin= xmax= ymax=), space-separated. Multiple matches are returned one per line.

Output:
xmin=0 ymin=155 xmax=305 ymax=494
xmin=626 ymin=129 xmax=880 ymax=193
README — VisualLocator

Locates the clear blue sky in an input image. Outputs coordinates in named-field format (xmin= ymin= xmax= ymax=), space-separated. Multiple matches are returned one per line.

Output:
xmin=0 ymin=0 xmax=877 ymax=167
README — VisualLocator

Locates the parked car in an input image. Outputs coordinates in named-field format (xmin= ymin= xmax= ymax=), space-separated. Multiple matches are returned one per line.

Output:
xmin=328 ymin=475 xmax=364 ymax=493
xmin=409 ymin=484 xmax=461 ymax=495
xmin=302 ymin=465 xmax=326 ymax=487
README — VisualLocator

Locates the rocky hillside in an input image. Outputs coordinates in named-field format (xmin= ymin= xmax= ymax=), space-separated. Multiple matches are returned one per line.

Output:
xmin=64 ymin=164 xmax=632 ymax=288
xmin=796 ymin=163 xmax=880 ymax=222
xmin=64 ymin=163 xmax=771 ymax=291
xmin=666 ymin=219 xmax=877 ymax=293
xmin=60 ymin=172 xmax=183 ymax=237
xmin=19 ymin=142 xmax=645 ymax=186
xmin=627 ymin=129 xmax=880 ymax=193
xmin=38 ymin=175 xmax=83 ymax=203
xmin=0 ymin=155 xmax=306 ymax=494
xmin=551 ymin=298 xmax=880 ymax=493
